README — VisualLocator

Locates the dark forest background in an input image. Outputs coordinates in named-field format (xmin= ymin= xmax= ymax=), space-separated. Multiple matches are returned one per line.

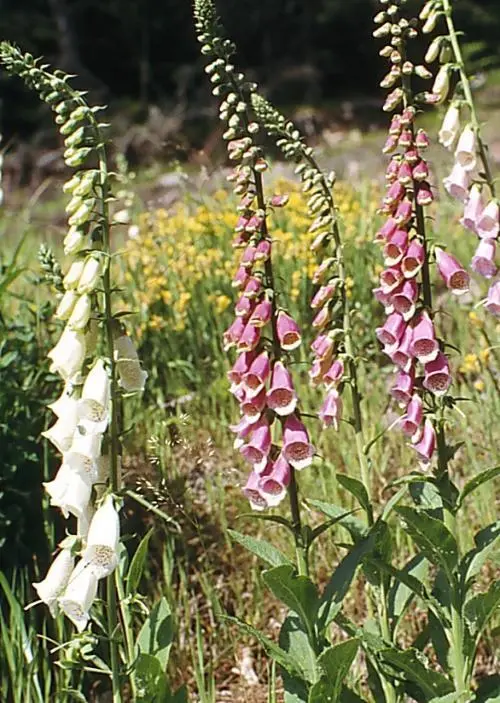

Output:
xmin=1 ymin=0 xmax=499 ymax=148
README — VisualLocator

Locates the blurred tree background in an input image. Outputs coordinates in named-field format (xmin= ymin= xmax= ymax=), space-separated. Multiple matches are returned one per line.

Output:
xmin=1 ymin=0 xmax=499 ymax=146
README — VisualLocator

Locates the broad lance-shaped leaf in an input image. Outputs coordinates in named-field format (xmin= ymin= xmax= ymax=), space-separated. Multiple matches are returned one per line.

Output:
xmin=227 ymin=528 xmax=291 ymax=567
xmin=395 ymin=507 xmax=458 ymax=578
xmin=458 ymin=465 xmax=500 ymax=508
xmin=280 ymin=615 xmax=318 ymax=685
xmin=307 ymin=499 xmax=367 ymax=541
xmin=136 ymin=597 xmax=173 ymax=671
xmin=428 ymin=695 xmax=467 ymax=703
xmin=379 ymin=648 xmax=454 ymax=699
xmin=126 ymin=528 xmax=153 ymax=596
xmin=134 ymin=653 xmax=169 ymax=703
xmin=221 ymin=614 xmax=307 ymax=680
xmin=263 ymin=565 xmax=319 ymax=644
xmin=464 ymin=581 xmax=500 ymax=639
xmin=336 ymin=473 xmax=372 ymax=519
xmin=318 ymin=527 xmax=379 ymax=632
xmin=308 ymin=639 xmax=359 ymax=703
xmin=460 ymin=521 xmax=500 ymax=585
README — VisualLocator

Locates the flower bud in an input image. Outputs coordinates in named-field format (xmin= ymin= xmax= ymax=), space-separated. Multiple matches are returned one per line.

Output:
xmin=55 ymin=290 xmax=78 ymax=320
xmin=63 ymin=259 xmax=85 ymax=290
xmin=68 ymin=294 xmax=91 ymax=330
xmin=77 ymin=257 xmax=101 ymax=294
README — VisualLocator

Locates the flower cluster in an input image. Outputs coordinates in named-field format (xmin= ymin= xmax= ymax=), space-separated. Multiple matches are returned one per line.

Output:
xmin=194 ymin=0 xmax=314 ymax=510
xmin=373 ymin=1 xmax=468 ymax=463
xmin=422 ymin=0 xmax=500 ymax=315
xmin=0 ymin=43 xmax=147 ymax=631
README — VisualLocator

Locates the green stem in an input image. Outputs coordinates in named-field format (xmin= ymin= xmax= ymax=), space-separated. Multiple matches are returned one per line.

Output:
xmin=115 ymin=571 xmax=138 ymax=699
xmin=106 ymin=577 xmax=122 ymax=702
xmin=442 ymin=0 xmax=496 ymax=197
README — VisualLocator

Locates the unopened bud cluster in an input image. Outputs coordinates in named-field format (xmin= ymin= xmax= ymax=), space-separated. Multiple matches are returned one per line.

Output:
xmin=195 ymin=0 xmax=314 ymax=509
xmin=373 ymin=2 xmax=468 ymax=464
xmin=421 ymin=1 xmax=500 ymax=315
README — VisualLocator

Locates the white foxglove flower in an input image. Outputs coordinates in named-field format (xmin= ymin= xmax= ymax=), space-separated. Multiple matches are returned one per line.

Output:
xmin=67 ymin=294 xmax=91 ymax=330
xmin=114 ymin=335 xmax=148 ymax=392
xmin=77 ymin=256 xmax=101 ymax=294
xmin=48 ymin=326 xmax=86 ymax=381
xmin=42 ymin=389 xmax=79 ymax=452
xmin=82 ymin=495 xmax=120 ymax=579
xmin=47 ymin=382 xmax=77 ymax=418
xmin=55 ymin=290 xmax=78 ymax=320
xmin=77 ymin=359 xmax=110 ymax=433
xmin=43 ymin=463 xmax=92 ymax=519
xmin=454 ymin=125 xmax=477 ymax=172
xmin=63 ymin=259 xmax=85 ymax=290
xmin=32 ymin=549 xmax=74 ymax=616
xmin=438 ymin=104 xmax=460 ymax=149
xmin=65 ymin=429 xmax=102 ymax=483
xmin=59 ymin=561 xmax=98 ymax=632
xmin=77 ymin=503 xmax=95 ymax=540
xmin=63 ymin=227 xmax=85 ymax=255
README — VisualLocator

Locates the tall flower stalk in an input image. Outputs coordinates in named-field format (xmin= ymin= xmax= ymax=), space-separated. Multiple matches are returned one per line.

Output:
xmin=0 ymin=43 xmax=148 ymax=701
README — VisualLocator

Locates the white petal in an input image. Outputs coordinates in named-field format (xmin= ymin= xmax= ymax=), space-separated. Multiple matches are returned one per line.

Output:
xmin=33 ymin=549 xmax=74 ymax=616
xmin=59 ymin=562 xmax=98 ymax=632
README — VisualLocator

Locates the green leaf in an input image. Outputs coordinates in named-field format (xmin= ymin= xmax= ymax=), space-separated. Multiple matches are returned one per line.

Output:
xmin=136 ymin=597 xmax=173 ymax=671
xmin=227 ymin=528 xmax=292 ymax=567
xmin=339 ymin=687 xmax=367 ymax=703
xmin=318 ymin=527 xmax=378 ymax=632
xmin=461 ymin=521 xmax=500 ymax=584
xmin=464 ymin=581 xmax=500 ymax=638
xmin=428 ymin=694 xmax=468 ymax=703
xmin=170 ymin=686 xmax=188 ymax=703
xmin=134 ymin=653 xmax=169 ymax=702
xmin=263 ymin=565 xmax=319 ymax=643
xmin=387 ymin=554 xmax=429 ymax=625
xmin=395 ymin=507 xmax=458 ymax=578
xmin=308 ymin=500 xmax=367 ymax=541
xmin=282 ymin=671 xmax=309 ymax=703
xmin=310 ymin=510 xmax=358 ymax=543
xmin=308 ymin=639 xmax=359 ymax=703
xmin=127 ymin=528 xmax=154 ymax=596
xmin=475 ymin=674 xmax=500 ymax=702
xmin=221 ymin=614 xmax=306 ymax=679
xmin=336 ymin=473 xmax=372 ymax=519
xmin=379 ymin=648 xmax=454 ymax=699
xmin=279 ymin=615 xmax=317 ymax=684
xmin=458 ymin=465 xmax=500 ymax=508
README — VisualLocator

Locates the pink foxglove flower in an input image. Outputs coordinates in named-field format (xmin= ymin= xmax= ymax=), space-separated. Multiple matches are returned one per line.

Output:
xmin=454 ymin=125 xmax=477 ymax=172
xmin=282 ymin=416 xmax=314 ymax=470
xmin=243 ymin=277 xmax=262 ymax=299
xmin=423 ymin=352 xmax=452 ymax=396
xmin=443 ymin=163 xmax=470 ymax=203
xmin=240 ymin=387 xmax=267 ymax=423
xmin=438 ymin=104 xmax=460 ymax=149
xmin=249 ymin=299 xmax=272 ymax=327
xmin=401 ymin=240 xmax=424 ymax=278
xmin=376 ymin=311 xmax=406 ymax=349
xmin=461 ymin=184 xmax=484 ymax=232
xmin=410 ymin=312 xmax=439 ymax=364
xmin=435 ymin=248 xmax=470 ymax=295
xmin=266 ymin=361 xmax=297 ymax=416
xmin=485 ymin=281 xmax=500 ymax=316
xmin=32 ymin=549 xmax=75 ymax=616
xmin=412 ymin=160 xmax=430 ymax=182
xmin=309 ymin=358 xmax=330 ymax=386
xmin=240 ymin=418 xmax=272 ymax=472
xmin=242 ymin=351 xmax=270 ymax=397
xmin=412 ymin=418 xmax=436 ymax=463
xmin=390 ymin=368 xmax=415 ymax=407
xmin=471 ymin=239 xmax=497 ymax=278
xmin=255 ymin=239 xmax=271 ymax=261
xmin=81 ymin=495 xmax=120 ymax=579
xmin=376 ymin=216 xmax=398 ymax=241
xmin=388 ymin=325 xmax=413 ymax=372
xmin=243 ymin=470 xmax=268 ymax=511
xmin=276 ymin=311 xmax=301 ymax=350
xmin=227 ymin=351 xmax=255 ymax=386
xmin=380 ymin=266 xmax=404 ymax=294
xmin=311 ymin=334 xmax=334 ymax=361
xmin=235 ymin=295 xmax=253 ymax=318
xmin=373 ymin=286 xmax=394 ymax=313
xmin=223 ymin=317 xmax=246 ymax=350
xmin=394 ymin=199 xmax=412 ymax=226
xmin=416 ymin=182 xmax=434 ymax=206
xmin=311 ymin=283 xmax=336 ymax=309
xmin=318 ymin=389 xmax=343 ymax=430
xmin=58 ymin=561 xmax=98 ymax=632
xmin=383 ymin=229 xmax=408 ymax=265
xmin=229 ymin=414 xmax=258 ymax=450
xmin=399 ymin=394 xmax=423 ymax=441
xmin=397 ymin=160 xmax=413 ymax=185
xmin=237 ymin=322 xmax=261 ymax=352
xmin=476 ymin=200 xmax=500 ymax=240
xmin=391 ymin=279 xmax=419 ymax=320
xmin=232 ymin=266 xmax=250 ymax=289
xmin=258 ymin=454 xmax=291 ymax=507
xmin=323 ymin=359 xmax=345 ymax=388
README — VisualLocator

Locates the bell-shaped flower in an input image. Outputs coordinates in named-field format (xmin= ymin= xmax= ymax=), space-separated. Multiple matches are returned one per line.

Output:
xmin=267 ymin=362 xmax=297 ymax=416
xmin=309 ymin=357 xmax=330 ymax=386
xmin=383 ymin=229 xmax=408 ymax=266
xmin=435 ymin=248 xmax=470 ymax=295
xmin=258 ymin=454 xmax=291 ymax=507
xmin=476 ymin=200 xmax=500 ymax=240
xmin=401 ymin=240 xmax=425 ymax=278
xmin=227 ymin=351 xmax=255 ymax=386
xmin=77 ymin=256 xmax=102 ymax=294
xmin=411 ymin=418 xmax=436 ymax=463
xmin=423 ymin=352 xmax=452 ymax=396
xmin=373 ymin=285 xmax=394 ymax=314
xmin=63 ymin=259 xmax=85 ymax=290
xmin=235 ymin=295 xmax=253 ymax=318
xmin=311 ymin=283 xmax=336 ymax=310
xmin=249 ymin=299 xmax=272 ymax=327
xmin=67 ymin=294 xmax=91 ymax=330
xmin=77 ymin=359 xmax=110 ymax=434
xmin=81 ymin=495 xmax=120 ymax=579
xmin=43 ymin=463 xmax=92 ymax=519
xmin=242 ymin=470 xmax=268 ymax=511
xmin=42 ymin=394 xmax=79 ymax=454
xmin=461 ymin=184 xmax=484 ymax=232
xmin=398 ymin=394 xmax=423 ymax=442
xmin=65 ymin=429 xmax=102 ymax=484
xmin=376 ymin=312 xmax=405 ymax=349
xmin=323 ymin=359 xmax=345 ymax=388
xmin=240 ymin=418 xmax=272 ymax=473
xmin=240 ymin=387 xmax=267 ymax=423
xmin=438 ymin=104 xmax=460 ymax=149
xmin=388 ymin=324 xmax=413 ymax=372
xmin=376 ymin=216 xmax=397 ymax=242
xmin=242 ymin=351 xmax=270 ymax=398
xmin=471 ymin=239 xmax=497 ymax=278
xmin=59 ymin=561 xmax=98 ymax=632
xmin=32 ymin=549 xmax=75 ymax=616
xmin=55 ymin=290 xmax=78 ymax=321
xmin=416 ymin=182 xmax=434 ymax=206
xmin=276 ymin=311 xmax=301 ymax=351
xmin=237 ymin=321 xmax=261 ymax=352
xmin=413 ymin=160 xmax=430 ymax=182
xmin=485 ymin=281 xmax=500 ymax=316
xmin=409 ymin=312 xmax=439 ymax=364
xmin=391 ymin=279 xmax=419 ymax=321
xmin=282 ymin=416 xmax=314 ymax=470
xmin=232 ymin=266 xmax=250 ymax=290
xmin=114 ymin=335 xmax=148 ymax=393
xmin=443 ymin=163 xmax=470 ymax=203
xmin=48 ymin=326 xmax=86 ymax=381
xmin=77 ymin=503 xmax=95 ymax=540
xmin=311 ymin=334 xmax=334 ymax=362
xmin=64 ymin=227 xmax=85 ymax=255
xmin=454 ymin=125 xmax=477 ymax=172
xmin=390 ymin=368 xmax=415 ymax=407
xmin=319 ymin=389 xmax=343 ymax=430
xmin=380 ymin=266 xmax=403 ymax=294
